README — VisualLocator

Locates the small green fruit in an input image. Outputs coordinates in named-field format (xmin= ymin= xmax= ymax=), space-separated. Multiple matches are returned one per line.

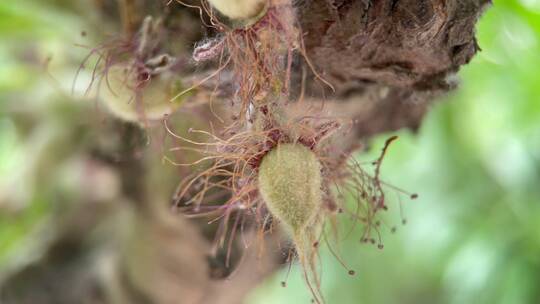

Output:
xmin=259 ymin=143 xmax=325 ymax=301
xmin=99 ymin=64 xmax=183 ymax=123
xmin=207 ymin=0 xmax=267 ymax=20
xmin=258 ymin=143 xmax=322 ymax=232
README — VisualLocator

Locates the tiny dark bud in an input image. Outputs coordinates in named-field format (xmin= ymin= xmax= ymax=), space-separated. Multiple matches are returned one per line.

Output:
xmin=391 ymin=227 xmax=397 ymax=233
xmin=348 ymin=270 xmax=355 ymax=276
xmin=81 ymin=31 xmax=87 ymax=37
xmin=281 ymin=281 xmax=286 ymax=287
xmin=313 ymin=241 xmax=319 ymax=248
xmin=402 ymin=219 xmax=408 ymax=225
xmin=370 ymin=238 xmax=376 ymax=244
xmin=411 ymin=193 xmax=418 ymax=199
xmin=375 ymin=221 xmax=381 ymax=226
xmin=378 ymin=244 xmax=384 ymax=250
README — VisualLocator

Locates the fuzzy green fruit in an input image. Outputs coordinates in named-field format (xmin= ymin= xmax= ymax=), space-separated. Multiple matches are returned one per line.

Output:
xmin=99 ymin=64 xmax=184 ymax=123
xmin=258 ymin=143 xmax=322 ymax=232
xmin=259 ymin=143 xmax=325 ymax=301
xmin=207 ymin=0 xmax=266 ymax=20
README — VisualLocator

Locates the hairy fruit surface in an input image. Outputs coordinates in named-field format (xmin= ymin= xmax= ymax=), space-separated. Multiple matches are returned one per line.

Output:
xmin=258 ymin=143 xmax=322 ymax=232
xmin=207 ymin=0 xmax=267 ymax=20
xmin=99 ymin=64 xmax=182 ymax=123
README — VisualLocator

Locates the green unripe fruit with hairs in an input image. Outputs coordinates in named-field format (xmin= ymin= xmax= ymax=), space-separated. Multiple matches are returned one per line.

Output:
xmin=207 ymin=0 xmax=267 ymax=20
xmin=258 ymin=143 xmax=323 ymax=232
xmin=259 ymin=143 xmax=325 ymax=299
xmin=99 ymin=64 xmax=185 ymax=123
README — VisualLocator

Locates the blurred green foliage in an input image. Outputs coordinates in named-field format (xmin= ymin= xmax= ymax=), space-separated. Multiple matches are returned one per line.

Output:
xmin=0 ymin=0 xmax=91 ymax=271
xmin=1 ymin=0 xmax=539 ymax=303
xmin=249 ymin=1 xmax=540 ymax=303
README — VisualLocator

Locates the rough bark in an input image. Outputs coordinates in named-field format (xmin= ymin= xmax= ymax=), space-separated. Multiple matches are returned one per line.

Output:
xmin=297 ymin=0 xmax=490 ymax=136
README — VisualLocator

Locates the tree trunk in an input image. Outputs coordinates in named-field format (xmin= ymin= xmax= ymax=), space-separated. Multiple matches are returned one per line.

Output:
xmin=1 ymin=0 xmax=490 ymax=303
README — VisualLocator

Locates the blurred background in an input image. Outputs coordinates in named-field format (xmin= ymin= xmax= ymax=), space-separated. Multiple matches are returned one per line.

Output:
xmin=1 ymin=0 xmax=539 ymax=304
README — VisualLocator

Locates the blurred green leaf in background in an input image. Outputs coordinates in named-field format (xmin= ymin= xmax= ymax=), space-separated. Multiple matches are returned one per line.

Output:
xmin=0 ymin=0 xmax=101 ymax=275
xmin=249 ymin=1 xmax=540 ymax=303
